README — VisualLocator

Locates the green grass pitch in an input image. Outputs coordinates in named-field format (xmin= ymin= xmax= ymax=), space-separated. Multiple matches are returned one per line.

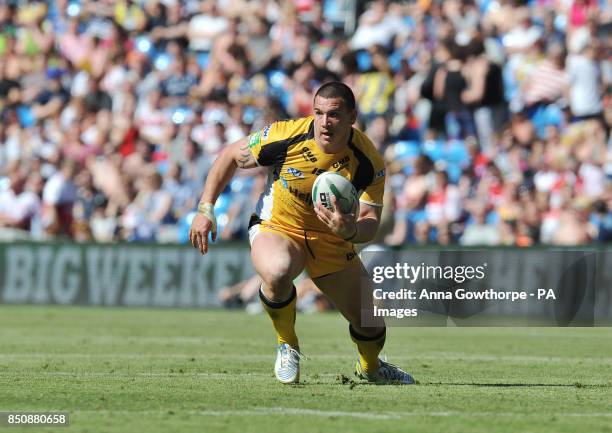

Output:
xmin=1 ymin=305 xmax=611 ymax=433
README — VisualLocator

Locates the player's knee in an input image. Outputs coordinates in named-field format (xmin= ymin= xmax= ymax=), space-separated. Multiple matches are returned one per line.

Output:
xmin=260 ymin=261 xmax=294 ymax=291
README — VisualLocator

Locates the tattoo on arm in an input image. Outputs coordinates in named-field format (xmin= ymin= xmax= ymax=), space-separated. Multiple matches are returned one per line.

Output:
xmin=237 ymin=142 xmax=254 ymax=168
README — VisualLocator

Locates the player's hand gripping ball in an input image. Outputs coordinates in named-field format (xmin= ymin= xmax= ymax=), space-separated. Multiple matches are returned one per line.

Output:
xmin=312 ymin=172 xmax=358 ymax=214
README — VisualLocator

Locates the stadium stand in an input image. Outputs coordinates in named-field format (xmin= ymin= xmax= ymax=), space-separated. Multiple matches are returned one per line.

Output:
xmin=0 ymin=0 xmax=610 ymax=247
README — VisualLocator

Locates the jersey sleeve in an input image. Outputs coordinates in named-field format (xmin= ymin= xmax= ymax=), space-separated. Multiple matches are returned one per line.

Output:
xmin=359 ymin=158 xmax=386 ymax=207
xmin=247 ymin=121 xmax=287 ymax=167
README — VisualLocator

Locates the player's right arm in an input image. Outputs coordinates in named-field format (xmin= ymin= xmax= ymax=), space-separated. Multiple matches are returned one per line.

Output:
xmin=189 ymin=136 xmax=257 ymax=255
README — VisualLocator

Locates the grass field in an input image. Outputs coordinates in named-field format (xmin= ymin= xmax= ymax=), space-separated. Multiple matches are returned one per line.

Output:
xmin=1 ymin=305 xmax=611 ymax=433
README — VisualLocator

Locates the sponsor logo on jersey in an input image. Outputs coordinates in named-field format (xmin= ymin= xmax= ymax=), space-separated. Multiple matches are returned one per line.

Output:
xmin=262 ymin=124 xmax=271 ymax=140
xmin=286 ymin=167 xmax=304 ymax=178
xmin=248 ymin=131 xmax=261 ymax=148
xmin=300 ymin=146 xmax=317 ymax=162
xmin=311 ymin=168 xmax=325 ymax=175
xmin=375 ymin=168 xmax=386 ymax=179
xmin=332 ymin=155 xmax=350 ymax=170
xmin=288 ymin=185 xmax=313 ymax=205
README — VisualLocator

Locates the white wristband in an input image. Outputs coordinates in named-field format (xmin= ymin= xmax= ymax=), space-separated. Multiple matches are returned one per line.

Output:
xmin=197 ymin=202 xmax=217 ymax=237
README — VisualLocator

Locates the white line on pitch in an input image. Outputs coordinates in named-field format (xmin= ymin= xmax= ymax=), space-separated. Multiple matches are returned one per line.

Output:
xmin=69 ymin=409 xmax=612 ymax=419
xmin=1 ymin=353 xmax=612 ymax=363
xmin=0 ymin=371 xmax=240 ymax=376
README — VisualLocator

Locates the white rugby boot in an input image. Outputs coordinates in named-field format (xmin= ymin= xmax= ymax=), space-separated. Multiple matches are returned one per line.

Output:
xmin=355 ymin=358 xmax=416 ymax=385
xmin=274 ymin=343 xmax=304 ymax=384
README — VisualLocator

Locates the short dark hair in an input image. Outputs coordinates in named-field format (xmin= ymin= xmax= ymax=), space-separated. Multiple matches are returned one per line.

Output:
xmin=314 ymin=81 xmax=356 ymax=112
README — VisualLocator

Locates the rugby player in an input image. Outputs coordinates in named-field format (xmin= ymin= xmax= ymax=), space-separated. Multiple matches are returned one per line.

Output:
xmin=189 ymin=82 xmax=414 ymax=385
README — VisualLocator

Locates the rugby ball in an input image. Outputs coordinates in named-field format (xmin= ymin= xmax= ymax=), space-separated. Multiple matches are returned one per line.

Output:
xmin=312 ymin=172 xmax=358 ymax=214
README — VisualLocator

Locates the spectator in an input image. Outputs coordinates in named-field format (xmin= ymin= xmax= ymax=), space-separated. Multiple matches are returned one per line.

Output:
xmin=0 ymin=164 xmax=41 ymax=236
xmin=356 ymin=44 xmax=395 ymax=123
xmin=72 ymin=169 xmax=106 ymax=240
xmin=84 ymin=76 xmax=113 ymax=113
xmin=552 ymin=197 xmax=594 ymax=245
xmin=434 ymin=38 xmax=475 ymax=139
xmin=244 ymin=16 xmax=273 ymax=71
xmin=179 ymin=138 xmax=212 ymax=199
xmin=162 ymin=162 xmax=196 ymax=224
xmin=350 ymin=0 xmax=406 ymax=51
xmin=42 ymin=158 xmax=77 ymax=237
xmin=114 ymin=0 xmax=147 ymax=33
xmin=288 ymin=60 xmax=317 ymax=118
xmin=385 ymin=154 xmax=433 ymax=246
xmin=460 ymin=201 xmax=499 ymax=245
xmin=187 ymin=1 xmax=228 ymax=53
xmin=160 ymin=54 xmax=198 ymax=104
xmin=462 ymin=35 xmax=508 ymax=152
xmin=135 ymin=90 xmax=173 ymax=145
xmin=416 ymin=170 xmax=462 ymax=244
xmin=592 ymin=199 xmax=612 ymax=242
xmin=58 ymin=17 xmax=92 ymax=68
xmin=31 ymin=72 xmax=70 ymax=121
xmin=523 ymin=42 xmax=568 ymax=109
xmin=566 ymin=29 xmax=604 ymax=122
xmin=568 ymin=0 xmax=599 ymax=32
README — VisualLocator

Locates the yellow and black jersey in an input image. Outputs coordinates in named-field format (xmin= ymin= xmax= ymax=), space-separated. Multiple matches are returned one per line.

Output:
xmin=248 ymin=116 xmax=386 ymax=235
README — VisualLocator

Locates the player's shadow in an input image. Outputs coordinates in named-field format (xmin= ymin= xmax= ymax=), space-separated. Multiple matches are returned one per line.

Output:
xmin=295 ymin=380 xmax=611 ymax=388
xmin=422 ymin=382 xmax=609 ymax=388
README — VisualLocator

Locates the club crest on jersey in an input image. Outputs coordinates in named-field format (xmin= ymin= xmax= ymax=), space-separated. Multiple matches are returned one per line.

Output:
xmin=262 ymin=124 xmax=271 ymax=140
xmin=286 ymin=167 xmax=304 ymax=178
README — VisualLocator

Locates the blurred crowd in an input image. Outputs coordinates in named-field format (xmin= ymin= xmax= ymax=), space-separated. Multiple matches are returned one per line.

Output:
xmin=0 ymin=0 xmax=610 ymax=246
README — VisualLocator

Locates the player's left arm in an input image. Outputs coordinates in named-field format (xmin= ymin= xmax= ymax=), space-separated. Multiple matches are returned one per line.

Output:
xmin=352 ymin=202 xmax=382 ymax=243
xmin=350 ymin=159 xmax=386 ymax=243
